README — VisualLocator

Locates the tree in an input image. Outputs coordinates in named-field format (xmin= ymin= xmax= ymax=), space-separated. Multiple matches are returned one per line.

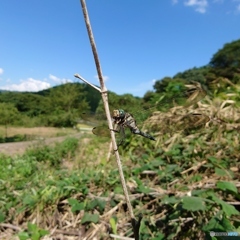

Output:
xmin=95 ymin=92 xmax=142 ymax=115
xmin=0 ymin=103 xmax=19 ymax=138
xmin=153 ymin=77 xmax=173 ymax=93
xmin=48 ymin=83 xmax=88 ymax=112
xmin=83 ymin=84 xmax=101 ymax=112
xmin=173 ymin=66 xmax=209 ymax=84
xmin=46 ymin=83 xmax=90 ymax=127
xmin=0 ymin=92 xmax=47 ymax=116
xmin=209 ymin=39 xmax=240 ymax=81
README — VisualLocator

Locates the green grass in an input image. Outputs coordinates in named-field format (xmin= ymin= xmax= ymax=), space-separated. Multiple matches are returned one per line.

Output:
xmin=0 ymin=124 xmax=239 ymax=239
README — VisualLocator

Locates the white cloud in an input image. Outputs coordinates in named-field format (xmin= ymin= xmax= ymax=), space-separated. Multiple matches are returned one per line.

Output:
xmin=49 ymin=74 xmax=72 ymax=84
xmin=173 ymin=0 xmax=240 ymax=14
xmin=237 ymin=3 xmax=240 ymax=12
xmin=49 ymin=74 xmax=61 ymax=82
xmin=0 ymin=78 xmax=51 ymax=92
xmin=0 ymin=68 xmax=3 ymax=75
xmin=94 ymin=75 xmax=109 ymax=82
xmin=184 ymin=0 xmax=208 ymax=13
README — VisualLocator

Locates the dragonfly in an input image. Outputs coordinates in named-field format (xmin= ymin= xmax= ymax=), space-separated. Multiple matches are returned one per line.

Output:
xmin=80 ymin=82 xmax=208 ymax=145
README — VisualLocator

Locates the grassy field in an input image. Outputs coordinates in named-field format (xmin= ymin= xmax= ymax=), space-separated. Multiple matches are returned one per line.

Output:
xmin=0 ymin=103 xmax=239 ymax=239
xmin=0 ymin=125 xmax=77 ymax=138
xmin=0 ymin=125 xmax=93 ymax=156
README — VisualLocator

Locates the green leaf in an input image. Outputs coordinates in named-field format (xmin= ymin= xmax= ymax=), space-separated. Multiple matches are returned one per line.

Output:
xmin=86 ymin=199 xmax=97 ymax=210
xmin=162 ymin=196 xmax=179 ymax=204
xmin=87 ymin=199 xmax=106 ymax=212
xmin=31 ymin=232 xmax=40 ymax=240
xmin=0 ymin=211 xmax=5 ymax=223
xmin=221 ymin=216 xmax=235 ymax=231
xmin=39 ymin=229 xmax=49 ymax=237
xmin=216 ymin=181 xmax=238 ymax=194
xmin=23 ymin=195 xmax=37 ymax=207
xmin=215 ymin=168 xmax=228 ymax=177
xmin=181 ymin=197 xmax=206 ymax=211
xmin=68 ymin=198 xmax=85 ymax=213
xmin=110 ymin=217 xmax=117 ymax=234
xmin=27 ymin=222 xmax=38 ymax=232
xmin=203 ymin=211 xmax=236 ymax=233
xmin=212 ymin=195 xmax=239 ymax=217
xmin=220 ymin=200 xmax=239 ymax=217
xmin=81 ymin=213 xmax=99 ymax=224
xmin=152 ymin=233 xmax=165 ymax=240
xmin=71 ymin=202 xmax=85 ymax=213
xmin=96 ymin=199 xmax=106 ymax=212
xmin=82 ymin=186 xmax=89 ymax=195
xmin=17 ymin=231 xmax=30 ymax=240
xmin=208 ymin=156 xmax=218 ymax=163
xmin=114 ymin=186 xmax=123 ymax=194
xmin=202 ymin=212 xmax=225 ymax=232
xmin=137 ymin=185 xmax=151 ymax=194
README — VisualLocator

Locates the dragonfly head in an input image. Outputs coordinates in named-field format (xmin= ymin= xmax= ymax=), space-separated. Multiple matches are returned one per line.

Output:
xmin=113 ymin=109 xmax=125 ymax=119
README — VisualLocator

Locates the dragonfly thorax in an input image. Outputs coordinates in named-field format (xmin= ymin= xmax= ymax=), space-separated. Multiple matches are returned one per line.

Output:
xmin=113 ymin=109 xmax=125 ymax=120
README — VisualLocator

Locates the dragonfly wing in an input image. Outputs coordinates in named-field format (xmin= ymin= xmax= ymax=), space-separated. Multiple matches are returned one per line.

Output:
xmin=79 ymin=112 xmax=112 ymax=138
xmin=80 ymin=112 xmax=125 ymax=143
xmin=92 ymin=123 xmax=111 ymax=137
xmin=93 ymin=123 xmax=126 ymax=147
xmin=79 ymin=82 xmax=207 ymax=140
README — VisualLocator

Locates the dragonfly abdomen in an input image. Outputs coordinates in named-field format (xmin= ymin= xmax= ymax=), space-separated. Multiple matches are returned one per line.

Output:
xmin=132 ymin=128 xmax=156 ymax=141
xmin=124 ymin=112 xmax=156 ymax=141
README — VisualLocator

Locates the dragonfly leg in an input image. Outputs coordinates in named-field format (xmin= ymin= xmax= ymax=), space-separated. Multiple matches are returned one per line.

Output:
xmin=109 ymin=126 xmax=125 ymax=147
xmin=113 ymin=147 xmax=119 ymax=152
xmin=110 ymin=129 xmax=119 ymax=133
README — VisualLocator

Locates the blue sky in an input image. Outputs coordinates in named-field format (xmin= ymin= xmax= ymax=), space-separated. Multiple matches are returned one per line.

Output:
xmin=0 ymin=0 xmax=240 ymax=97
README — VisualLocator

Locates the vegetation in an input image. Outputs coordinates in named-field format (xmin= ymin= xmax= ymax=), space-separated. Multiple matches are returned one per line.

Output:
xmin=0 ymin=104 xmax=239 ymax=239
xmin=0 ymin=102 xmax=19 ymax=138
xmin=0 ymin=83 xmax=92 ymax=128
xmin=0 ymin=39 xmax=240 ymax=239
xmin=0 ymin=40 xmax=239 ymax=129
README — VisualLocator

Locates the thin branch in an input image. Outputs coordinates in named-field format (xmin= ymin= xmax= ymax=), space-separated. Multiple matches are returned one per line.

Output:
xmin=181 ymin=161 xmax=207 ymax=174
xmin=79 ymin=0 xmax=106 ymax=92
xmin=0 ymin=223 xmax=21 ymax=231
xmin=74 ymin=73 xmax=101 ymax=92
xmin=78 ymin=0 xmax=139 ymax=239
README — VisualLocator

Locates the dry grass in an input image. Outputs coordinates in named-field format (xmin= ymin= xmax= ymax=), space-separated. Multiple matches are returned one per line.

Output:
xmin=146 ymin=98 xmax=240 ymax=134
xmin=0 ymin=126 xmax=76 ymax=138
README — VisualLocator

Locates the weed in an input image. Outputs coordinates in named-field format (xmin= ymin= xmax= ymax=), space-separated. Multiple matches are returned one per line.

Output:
xmin=0 ymin=118 xmax=239 ymax=239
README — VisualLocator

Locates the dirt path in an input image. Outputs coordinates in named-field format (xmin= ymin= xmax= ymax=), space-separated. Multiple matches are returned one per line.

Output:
xmin=0 ymin=133 xmax=82 ymax=156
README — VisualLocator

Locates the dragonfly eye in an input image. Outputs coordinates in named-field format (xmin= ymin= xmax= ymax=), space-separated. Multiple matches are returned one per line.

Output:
xmin=118 ymin=109 xmax=125 ymax=118
xmin=113 ymin=109 xmax=125 ymax=119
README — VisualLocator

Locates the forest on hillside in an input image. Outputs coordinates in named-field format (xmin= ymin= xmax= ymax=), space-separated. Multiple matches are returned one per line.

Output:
xmin=0 ymin=39 xmax=239 ymax=129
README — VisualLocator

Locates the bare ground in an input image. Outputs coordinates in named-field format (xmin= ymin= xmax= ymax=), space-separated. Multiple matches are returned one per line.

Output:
xmin=0 ymin=133 xmax=82 ymax=156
